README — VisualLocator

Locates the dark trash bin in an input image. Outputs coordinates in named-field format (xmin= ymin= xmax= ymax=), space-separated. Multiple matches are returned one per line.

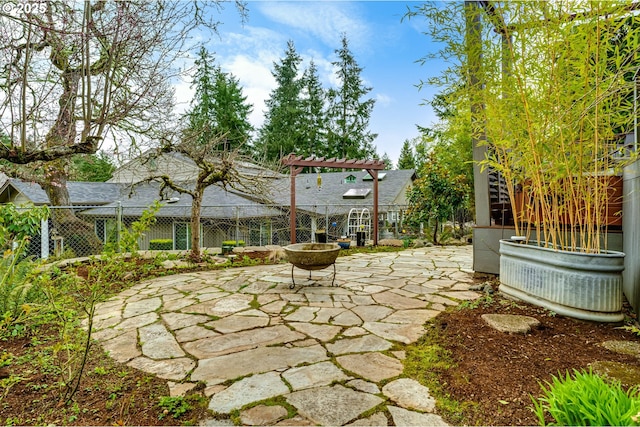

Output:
xmin=315 ymin=232 xmax=327 ymax=243
xmin=356 ymin=231 xmax=366 ymax=247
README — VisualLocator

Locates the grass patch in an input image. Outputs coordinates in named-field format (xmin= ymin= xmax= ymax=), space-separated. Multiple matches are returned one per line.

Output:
xmin=402 ymin=321 xmax=473 ymax=425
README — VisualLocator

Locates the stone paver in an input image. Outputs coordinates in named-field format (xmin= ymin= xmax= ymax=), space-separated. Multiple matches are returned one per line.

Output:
xmin=240 ymin=405 xmax=289 ymax=426
xmin=387 ymin=406 xmax=449 ymax=426
xmin=286 ymin=385 xmax=384 ymax=426
xmin=482 ymin=314 xmax=541 ymax=334
xmin=208 ymin=372 xmax=289 ymax=414
xmin=283 ymin=361 xmax=350 ymax=390
xmin=382 ymin=378 xmax=436 ymax=412
xmin=91 ymin=245 xmax=477 ymax=426
xmin=336 ymin=352 xmax=404 ymax=382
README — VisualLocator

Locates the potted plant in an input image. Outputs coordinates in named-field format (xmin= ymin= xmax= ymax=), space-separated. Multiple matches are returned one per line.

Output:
xmin=464 ymin=2 xmax=638 ymax=321
xmin=337 ymin=236 xmax=351 ymax=249
xmin=221 ymin=240 xmax=245 ymax=255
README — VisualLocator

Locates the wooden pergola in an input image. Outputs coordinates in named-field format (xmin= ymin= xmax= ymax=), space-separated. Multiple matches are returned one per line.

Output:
xmin=281 ymin=153 xmax=387 ymax=246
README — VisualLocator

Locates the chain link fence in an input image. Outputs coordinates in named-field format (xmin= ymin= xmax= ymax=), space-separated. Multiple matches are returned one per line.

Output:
xmin=20 ymin=203 xmax=419 ymax=261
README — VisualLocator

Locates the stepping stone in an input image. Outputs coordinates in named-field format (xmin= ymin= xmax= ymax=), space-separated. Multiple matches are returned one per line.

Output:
xmin=161 ymin=312 xmax=210 ymax=330
xmin=183 ymin=324 xmax=304 ymax=358
xmin=327 ymin=334 xmax=392 ymax=355
xmin=289 ymin=322 xmax=342 ymax=342
xmin=601 ymin=340 xmax=640 ymax=357
xmin=283 ymin=361 xmax=349 ymax=390
xmin=382 ymin=309 xmax=440 ymax=324
xmin=127 ymin=357 xmax=195 ymax=381
xmin=347 ymin=379 xmax=380 ymax=394
xmin=240 ymin=405 xmax=288 ymax=426
xmin=175 ymin=325 xmax=219 ymax=343
xmin=351 ymin=305 xmax=393 ymax=322
xmin=123 ymin=297 xmax=161 ymax=318
xmin=139 ymin=323 xmax=184 ymax=359
xmin=387 ymin=406 xmax=449 ymax=426
xmin=347 ymin=412 xmax=389 ymax=426
xmin=372 ymin=291 xmax=426 ymax=310
xmin=590 ymin=360 xmax=640 ymax=387
xmin=362 ymin=321 xmax=426 ymax=344
xmin=286 ymin=384 xmax=383 ymax=426
xmin=168 ymin=381 xmax=197 ymax=397
xmin=336 ymin=353 xmax=403 ymax=382
xmin=191 ymin=345 xmax=328 ymax=384
xmin=207 ymin=315 xmax=269 ymax=333
xmin=208 ymin=372 xmax=289 ymax=414
xmin=115 ymin=312 xmax=158 ymax=331
xmin=383 ymin=378 xmax=436 ymax=412
xmin=100 ymin=330 xmax=140 ymax=363
xmin=481 ymin=314 xmax=540 ymax=334
xmin=184 ymin=294 xmax=254 ymax=317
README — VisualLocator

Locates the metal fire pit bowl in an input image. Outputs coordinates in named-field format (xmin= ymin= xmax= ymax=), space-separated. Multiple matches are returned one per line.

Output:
xmin=283 ymin=243 xmax=341 ymax=288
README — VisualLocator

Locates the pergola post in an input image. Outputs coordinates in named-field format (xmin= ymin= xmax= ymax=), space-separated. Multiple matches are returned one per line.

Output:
xmin=289 ymin=164 xmax=303 ymax=244
xmin=282 ymin=154 xmax=386 ymax=246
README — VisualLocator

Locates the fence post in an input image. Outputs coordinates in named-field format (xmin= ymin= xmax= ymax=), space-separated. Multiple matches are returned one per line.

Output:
xmin=41 ymin=218 xmax=49 ymax=260
xmin=116 ymin=201 xmax=122 ymax=252
xmin=235 ymin=206 xmax=240 ymax=244
xmin=325 ymin=206 xmax=329 ymax=239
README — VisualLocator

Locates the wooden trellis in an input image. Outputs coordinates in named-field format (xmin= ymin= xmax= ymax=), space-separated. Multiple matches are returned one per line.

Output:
xmin=281 ymin=153 xmax=386 ymax=246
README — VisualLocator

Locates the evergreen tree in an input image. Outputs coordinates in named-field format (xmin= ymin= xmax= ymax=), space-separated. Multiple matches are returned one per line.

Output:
xmin=381 ymin=152 xmax=394 ymax=170
xmin=69 ymin=152 xmax=116 ymax=182
xmin=299 ymin=61 xmax=328 ymax=159
xmin=256 ymin=41 xmax=304 ymax=161
xmin=397 ymin=139 xmax=416 ymax=170
xmin=326 ymin=35 xmax=377 ymax=160
xmin=186 ymin=47 xmax=253 ymax=153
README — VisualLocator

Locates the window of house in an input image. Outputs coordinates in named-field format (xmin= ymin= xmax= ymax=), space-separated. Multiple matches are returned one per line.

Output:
xmin=174 ymin=222 xmax=191 ymax=250
xmin=174 ymin=222 xmax=203 ymax=250
xmin=345 ymin=174 xmax=357 ymax=184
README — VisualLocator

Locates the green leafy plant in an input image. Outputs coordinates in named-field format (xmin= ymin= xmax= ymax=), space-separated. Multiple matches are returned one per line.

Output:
xmin=158 ymin=396 xmax=192 ymax=419
xmin=0 ymin=204 xmax=49 ymax=251
xmin=107 ymin=201 xmax=161 ymax=254
xmin=0 ymin=239 xmax=45 ymax=337
xmin=532 ymin=369 xmax=640 ymax=426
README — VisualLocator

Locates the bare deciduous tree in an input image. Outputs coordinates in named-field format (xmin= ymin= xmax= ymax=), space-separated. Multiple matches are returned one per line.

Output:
xmin=0 ymin=0 xmax=245 ymax=255
xmin=138 ymin=131 xmax=278 ymax=262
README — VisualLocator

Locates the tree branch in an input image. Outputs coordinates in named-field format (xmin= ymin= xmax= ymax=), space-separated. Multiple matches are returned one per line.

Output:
xmin=0 ymin=136 xmax=100 ymax=164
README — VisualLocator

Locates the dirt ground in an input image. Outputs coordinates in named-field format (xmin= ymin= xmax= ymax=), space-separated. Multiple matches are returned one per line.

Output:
xmin=429 ymin=287 xmax=640 ymax=426
xmin=2 ymin=252 xmax=639 ymax=425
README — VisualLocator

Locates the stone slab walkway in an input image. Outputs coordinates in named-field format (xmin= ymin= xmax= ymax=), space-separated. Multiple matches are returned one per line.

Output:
xmin=91 ymin=245 xmax=478 ymax=426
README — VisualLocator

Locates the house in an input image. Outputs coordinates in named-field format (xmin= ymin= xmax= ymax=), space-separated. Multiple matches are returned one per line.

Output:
xmin=0 ymin=153 xmax=416 ymax=257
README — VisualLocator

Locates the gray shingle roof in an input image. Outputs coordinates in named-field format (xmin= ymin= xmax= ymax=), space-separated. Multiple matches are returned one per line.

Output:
xmin=7 ymin=179 xmax=123 ymax=205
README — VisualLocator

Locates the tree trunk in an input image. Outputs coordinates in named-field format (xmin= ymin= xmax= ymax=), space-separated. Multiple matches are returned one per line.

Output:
xmin=189 ymin=189 xmax=203 ymax=262
xmin=43 ymin=161 xmax=102 ymax=257
xmin=433 ymin=217 xmax=439 ymax=245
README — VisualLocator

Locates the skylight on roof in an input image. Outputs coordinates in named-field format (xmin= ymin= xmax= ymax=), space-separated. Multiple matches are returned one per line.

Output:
xmin=343 ymin=188 xmax=371 ymax=199
xmin=362 ymin=172 xmax=386 ymax=181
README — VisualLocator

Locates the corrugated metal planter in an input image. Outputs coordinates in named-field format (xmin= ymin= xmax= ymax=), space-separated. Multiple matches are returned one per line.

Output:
xmin=499 ymin=239 xmax=625 ymax=322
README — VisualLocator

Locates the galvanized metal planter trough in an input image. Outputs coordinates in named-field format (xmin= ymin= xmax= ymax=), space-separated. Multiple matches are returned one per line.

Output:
xmin=283 ymin=243 xmax=341 ymax=289
xmin=499 ymin=239 xmax=625 ymax=322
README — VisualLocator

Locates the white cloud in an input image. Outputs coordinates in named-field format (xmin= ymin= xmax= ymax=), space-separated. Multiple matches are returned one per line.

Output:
xmin=375 ymin=93 xmax=393 ymax=107
xmin=256 ymin=2 xmax=371 ymax=53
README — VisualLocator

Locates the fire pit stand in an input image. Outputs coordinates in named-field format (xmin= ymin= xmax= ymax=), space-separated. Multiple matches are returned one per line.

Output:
xmin=283 ymin=243 xmax=340 ymax=289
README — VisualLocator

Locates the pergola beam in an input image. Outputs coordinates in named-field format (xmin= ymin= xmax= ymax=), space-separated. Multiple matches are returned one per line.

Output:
xmin=282 ymin=153 xmax=386 ymax=246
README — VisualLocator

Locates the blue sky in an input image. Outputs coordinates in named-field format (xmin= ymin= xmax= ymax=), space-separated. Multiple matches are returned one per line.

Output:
xmin=175 ymin=1 xmax=443 ymax=166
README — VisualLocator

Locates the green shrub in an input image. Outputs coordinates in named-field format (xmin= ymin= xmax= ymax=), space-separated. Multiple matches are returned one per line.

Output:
xmin=532 ymin=369 xmax=640 ymax=426
xmin=222 ymin=240 xmax=245 ymax=246
xmin=149 ymin=239 xmax=173 ymax=250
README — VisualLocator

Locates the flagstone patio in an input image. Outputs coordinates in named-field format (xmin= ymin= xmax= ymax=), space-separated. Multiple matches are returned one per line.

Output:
xmin=91 ymin=245 xmax=479 ymax=426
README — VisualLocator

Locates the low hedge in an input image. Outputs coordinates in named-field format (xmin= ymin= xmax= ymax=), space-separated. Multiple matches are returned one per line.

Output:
xmin=222 ymin=240 xmax=245 ymax=247
xmin=149 ymin=239 xmax=173 ymax=250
